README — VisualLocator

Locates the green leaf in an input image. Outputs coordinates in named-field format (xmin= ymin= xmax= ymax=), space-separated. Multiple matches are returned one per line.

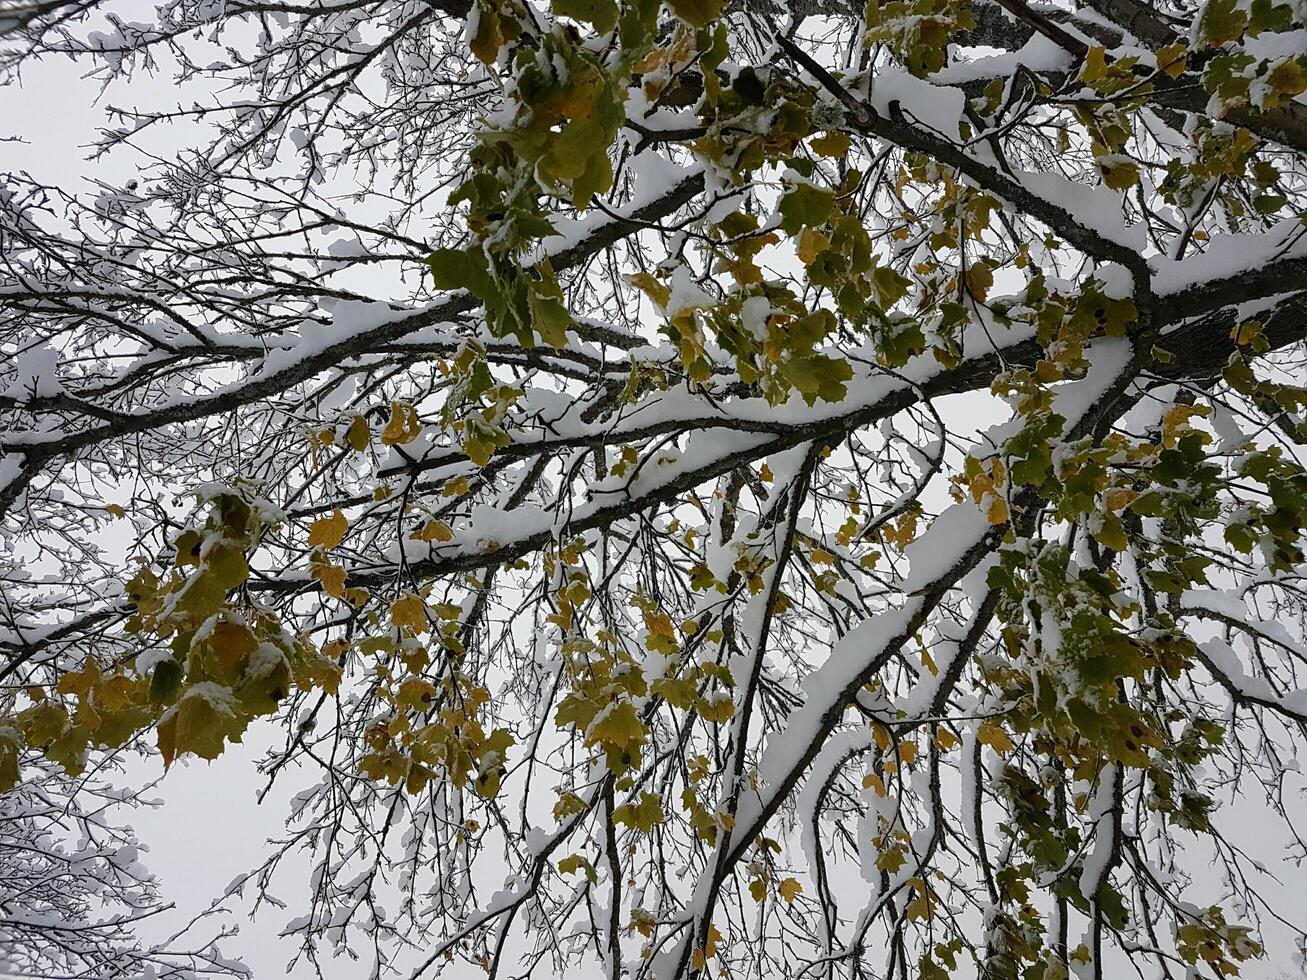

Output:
xmin=553 ymin=0 xmax=619 ymax=33
xmin=149 ymin=658 xmax=184 ymax=704
xmin=529 ymin=286 xmax=573 ymax=348
xmin=666 ymin=0 xmax=722 ymax=28
xmin=427 ymin=247 xmax=495 ymax=299
xmin=156 ymin=684 xmax=242 ymax=766
xmin=780 ymin=352 xmax=853 ymax=405
xmin=586 ymin=700 xmax=645 ymax=749
xmin=613 ymin=791 xmax=664 ymax=833
xmin=778 ymin=184 xmax=836 ymax=236
xmin=0 ymin=726 xmax=20 ymax=792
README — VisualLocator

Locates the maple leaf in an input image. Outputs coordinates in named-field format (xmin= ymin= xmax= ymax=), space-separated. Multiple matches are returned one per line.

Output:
xmin=310 ymin=561 xmax=347 ymax=598
xmin=586 ymin=700 xmax=645 ymax=750
xmin=779 ymin=877 xmax=803 ymax=904
xmin=390 ymin=593 xmax=429 ymax=634
xmin=977 ymin=721 xmax=1015 ymax=755
xmin=308 ymin=509 xmax=348 ymax=549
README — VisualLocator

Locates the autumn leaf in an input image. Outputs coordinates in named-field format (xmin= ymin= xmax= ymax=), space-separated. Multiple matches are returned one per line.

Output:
xmin=552 ymin=0 xmax=618 ymax=33
xmin=410 ymin=519 xmax=455 ymax=543
xmin=308 ymin=509 xmax=348 ymax=549
xmin=390 ymin=593 xmax=429 ymax=634
xmin=346 ymin=415 xmax=371 ymax=451
xmin=586 ymin=700 xmax=644 ymax=749
xmin=558 ymin=853 xmax=597 ymax=882
xmin=977 ymin=721 xmax=1015 ymax=755
xmin=778 ymin=877 xmax=803 ymax=904
xmin=310 ymin=561 xmax=347 ymax=598
xmin=381 ymin=401 xmax=421 ymax=446
xmin=666 ymin=0 xmax=722 ymax=28
xmin=156 ymin=684 xmax=241 ymax=766
xmin=612 ymin=791 xmax=664 ymax=833
xmin=0 ymin=728 xmax=20 ymax=792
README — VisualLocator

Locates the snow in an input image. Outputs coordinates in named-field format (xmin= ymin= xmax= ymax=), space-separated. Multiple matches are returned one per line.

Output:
xmin=664 ymin=265 xmax=717 ymax=317
xmin=901 ymin=502 xmax=989 ymax=594
xmin=1198 ymin=637 xmax=1277 ymax=703
xmin=1152 ymin=216 xmax=1307 ymax=298
xmin=1014 ymin=171 xmax=1145 ymax=250
xmin=1180 ymin=588 xmax=1250 ymax=622
xmin=135 ymin=647 xmax=174 ymax=677
xmin=1078 ymin=765 xmax=1118 ymax=901
xmin=2 ymin=344 xmax=63 ymax=401
xmin=870 ymin=64 xmax=965 ymax=139
xmin=255 ymin=299 xmax=415 ymax=379
xmin=933 ymin=33 xmax=1073 ymax=86
xmin=246 ymin=642 xmax=288 ymax=679
xmin=721 ymin=598 xmax=926 ymax=863
xmin=740 ymin=295 xmax=772 ymax=342
xmin=798 ymin=729 xmax=875 ymax=890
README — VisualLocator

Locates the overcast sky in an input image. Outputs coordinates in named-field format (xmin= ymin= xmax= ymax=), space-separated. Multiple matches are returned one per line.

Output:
xmin=2 ymin=14 xmax=1305 ymax=980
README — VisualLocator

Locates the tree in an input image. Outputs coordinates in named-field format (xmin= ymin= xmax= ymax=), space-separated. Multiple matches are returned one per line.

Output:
xmin=0 ymin=756 xmax=245 ymax=977
xmin=2 ymin=0 xmax=1306 ymax=978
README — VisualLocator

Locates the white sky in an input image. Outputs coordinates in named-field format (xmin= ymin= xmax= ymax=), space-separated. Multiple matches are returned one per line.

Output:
xmin=2 ymin=12 xmax=1305 ymax=980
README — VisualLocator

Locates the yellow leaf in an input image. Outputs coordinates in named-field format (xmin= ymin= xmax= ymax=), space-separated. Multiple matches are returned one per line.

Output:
xmin=1156 ymin=42 xmax=1187 ymax=79
xmin=626 ymin=271 xmax=671 ymax=309
xmin=1230 ymin=319 xmax=1264 ymax=348
xmin=1100 ymin=157 xmax=1140 ymax=191
xmin=871 ymin=722 xmax=891 ymax=752
xmin=587 ymin=700 xmax=645 ymax=749
xmin=410 ymin=519 xmax=454 ymax=542
xmin=468 ymin=0 xmax=502 ymax=63
xmin=1104 ymin=488 xmax=1137 ymax=511
xmin=778 ymin=877 xmax=803 ymax=904
xmin=56 ymin=656 xmax=101 ymax=700
xmin=311 ymin=562 xmax=347 ymax=598
xmin=0 ymin=728 xmax=19 ymax=792
xmin=921 ymin=647 xmax=938 ymax=677
xmin=381 ymin=401 xmax=421 ymax=445
xmin=156 ymin=684 xmax=240 ymax=766
xmin=797 ymin=227 xmax=830 ymax=265
xmin=986 ymin=496 xmax=1009 ymax=525
xmin=862 ymin=771 xmax=888 ymax=796
xmin=749 ymin=877 xmax=768 ymax=902
xmin=558 ymin=853 xmax=597 ymax=883
xmin=442 ymin=476 xmax=471 ymax=497
xmin=346 ymin=415 xmax=371 ymax=451
xmin=390 ymin=593 xmax=429 ymax=634
xmin=977 ymin=721 xmax=1015 ymax=755
xmin=105 ymin=503 xmax=126 ymax=519
xmin=966 ymin=261 xmax=993 ymax=301
xmin=810 ymin=130 xmax=851 ymax=158
xmin=705 ymin=923 xmax=723 ymax=957
xmin=308 ymin=509 xmax=348 ymax=549
xmin=667 ymin=0 xmax=721 ymax=29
